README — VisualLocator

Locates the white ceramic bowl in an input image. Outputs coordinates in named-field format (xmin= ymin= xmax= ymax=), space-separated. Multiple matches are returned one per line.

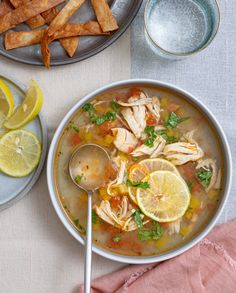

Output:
xmin=47 ymin=79 xmax=232 ymax=264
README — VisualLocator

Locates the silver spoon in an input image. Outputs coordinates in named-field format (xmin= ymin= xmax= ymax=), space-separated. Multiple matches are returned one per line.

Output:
xmin=69 ymin=144 xmax=110 ymax=293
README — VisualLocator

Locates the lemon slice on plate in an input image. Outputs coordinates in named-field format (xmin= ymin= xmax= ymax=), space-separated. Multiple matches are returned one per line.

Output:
xmin=0 ymin=130 xmax=41 ymax=177
xmin=137 ymin=170 xmax=190 ymax=222
xmin=4 ymin=80 xmax=43 ymax=130
xmin=128 ymin=158 xmax=180 ymax=204
xmin=0 ymin=79 xmax=14 ymax=127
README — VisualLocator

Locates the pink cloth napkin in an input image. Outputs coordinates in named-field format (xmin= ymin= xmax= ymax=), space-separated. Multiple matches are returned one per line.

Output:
xmin=78 ymin=220 xmax=236 ymax=293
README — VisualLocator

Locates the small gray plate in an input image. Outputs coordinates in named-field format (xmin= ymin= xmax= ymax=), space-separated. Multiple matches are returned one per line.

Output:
xmin=0 ymin=0 xmax=143 ymax=66
xmin=0 ymin=74 xmax=47 ymax=211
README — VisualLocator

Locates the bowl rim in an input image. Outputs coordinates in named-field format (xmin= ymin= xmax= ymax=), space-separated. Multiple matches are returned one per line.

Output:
xmin=144 ymin=0 xmax=221 ymax=57
xmin=47 ymin=79 xmax=232 ymax=264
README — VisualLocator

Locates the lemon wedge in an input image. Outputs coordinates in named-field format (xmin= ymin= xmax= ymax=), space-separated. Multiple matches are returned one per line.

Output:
xmin=4 ymin=80 xmax=43 ymax=129
xmin=137 ymin=170 xmax=190 ymax=222
xmin=128 ymin=158 xmax=180 ymax=204
xmin=0 ymin=79 xmax=14 ymax=127
xmin=0 ymin=130 xmax=41 ymax=177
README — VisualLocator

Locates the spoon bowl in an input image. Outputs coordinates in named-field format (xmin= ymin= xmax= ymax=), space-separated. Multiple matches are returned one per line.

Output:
xmin=69 ymin=143 xmax=110 ymax=293
xmin=69 ymin=143 xmax=110 ymax=192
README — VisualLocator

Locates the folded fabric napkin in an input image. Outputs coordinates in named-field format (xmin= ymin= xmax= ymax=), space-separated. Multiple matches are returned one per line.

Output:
xmin=79 ymin=220 xmax=236 ymax=293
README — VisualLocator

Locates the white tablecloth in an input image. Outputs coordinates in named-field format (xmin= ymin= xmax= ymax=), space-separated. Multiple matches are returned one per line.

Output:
xmin=0 ymin=31 xmax=130 ymax=292
xmin=0 ymin=0 xmax=235 ymax=292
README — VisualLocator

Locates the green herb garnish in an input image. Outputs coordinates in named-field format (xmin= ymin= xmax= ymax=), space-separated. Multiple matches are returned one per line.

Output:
xmin=92 ymin=210 xmax=97 ymax=224
xmin=70 ymin=124 xmax=79 ymax=133
xmin=112 ymin=235 xmax=121 ymax=242
xmin=165 ymin=112 xmax=189 ymax=129
xmin=73 ymin=219 xmax=79 ymax=226
xmin=133 ymin=209 xmax=143 ymax=228
xmin=187 ymin=180 xmax=195 ymax=192
xmin=138 ymin=221 xmax=163 ymax=241
xmin=82 ymin=102 xmax=116 ymax=125
xmin=73 ymin=219 xmax=85 ymax=232
xmin=82 ymin=103 xmax=94 ymax=111
xmin=110 ymin=100 xmax=120 ymax=111
xmin=144 ymin=126 xmax=158 ymax=147
xmin=104 ymin=111 xmax=116 ymax=121
xmin=94 ymin=111 xmax=117 ymax=125
xmin=154 ymin=130 xmax=178 ymax=144
xmin=75 ymin=174 xmax=83 ymax=184
xmin=126 ymin=179 xmax=150 ymax=190
xmin=197 ymin=169 xmax=212 ymax=188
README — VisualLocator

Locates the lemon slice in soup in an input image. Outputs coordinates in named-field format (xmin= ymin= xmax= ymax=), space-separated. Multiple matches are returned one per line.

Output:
xmin=128 ymin=158 xmax=180 ymax=204
xmin=137 ymin=171 xmax=190 ymax=222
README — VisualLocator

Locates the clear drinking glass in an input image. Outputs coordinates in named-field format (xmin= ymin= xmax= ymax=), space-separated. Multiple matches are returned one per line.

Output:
xmin=144 ymin=0 xmax=220 ymax=60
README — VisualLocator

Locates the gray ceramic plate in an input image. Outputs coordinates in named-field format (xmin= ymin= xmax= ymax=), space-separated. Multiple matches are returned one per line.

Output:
xmin=0 ymin=0 xmax=142 ymax=66
xmin=0 ymin=74 xmax=47 ymax=211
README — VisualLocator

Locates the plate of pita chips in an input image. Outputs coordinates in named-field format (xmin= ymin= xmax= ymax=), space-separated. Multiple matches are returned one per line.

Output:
xmin=0 ymin=0 xmax=142 ymax=67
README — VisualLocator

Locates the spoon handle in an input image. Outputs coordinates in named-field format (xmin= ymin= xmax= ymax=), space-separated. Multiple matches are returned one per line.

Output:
xmin=84 ymin=191 xmax=92 ymax=293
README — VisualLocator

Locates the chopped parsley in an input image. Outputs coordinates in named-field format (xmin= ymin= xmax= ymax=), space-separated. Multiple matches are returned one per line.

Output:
xmin=165 ymin=112 xmax=189 ymax=129
xmin=70 ymin=124 xmax=79 ymax=133
xmin=197 ymin=169 xmax=212 ymax=188
xmin=82 ymin=103 xmax=94 ymax=111
xmin=144 ymin=126 xmax=158 ymax=147
xmin=73 ymin=219 xmax=85 ymax=232
xmin=133 ymin=209 xmax=143 ymax=228
xmin=126 ymin=179 xmax=150 ymax=190
xmin=138 ymin=221 xmax=163 ymax=241
xmin=144 ymin=126 xmax=178 ymax=146
xmin=92 ymin=210 xmax=97 ymax=224
xmin=73 ymin=219 xmax=79 ymax=226
xmin=156 ymin=130 xmax=178 ymax=144
xmin=112 ymin=235 xmax=121 ymax=242
xmin=82 ymin=102 xmax=116 ymax=125
xmin=75 ymin=174 xmax=83 ymax=184
xmin=110 ymin=100 xmax=120 ymax=111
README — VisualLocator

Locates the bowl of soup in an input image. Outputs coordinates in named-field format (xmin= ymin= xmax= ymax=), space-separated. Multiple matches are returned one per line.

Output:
xmin=47 ymin=79 xmax=232 ymax=264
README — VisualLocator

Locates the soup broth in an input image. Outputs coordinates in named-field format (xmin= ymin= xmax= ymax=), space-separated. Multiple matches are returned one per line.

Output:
xmin=54 ymin=86 xmax=223 ymax=256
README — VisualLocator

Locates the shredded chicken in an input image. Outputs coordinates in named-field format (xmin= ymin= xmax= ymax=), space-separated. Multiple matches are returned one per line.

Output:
xmin=117 ymin=92 xmax=161 ymax=138
xmin=131 ymin=135 xmax=166 ymax=158
xmin=107 ymin=160 xmax=127 ymax=195
xmin=112 ymin=128 xmax=138 ymax=153
xmin=155 ymin=125 xmax=166 ymax=131
xmin=146 ymin=96 xmax=161 ymax=122
xmin=95 ymin=196 xmax=148 ymax=231
xmin=116 ymin=114 xmax=131 ymax=130
xmin=163 ymin=131 xmax=204 ymax=165
xmin=117 ymin=92 xmax=152 ymax=106
xmin=93 ymin=100 xmax=106 ymax=107
xmin=196 ymin=158 xmax=221 ymax=192
xmin=121 ymin=107 xmax=146 ymax=139
xmin=166 ymin=219 xmax=181 ymax=235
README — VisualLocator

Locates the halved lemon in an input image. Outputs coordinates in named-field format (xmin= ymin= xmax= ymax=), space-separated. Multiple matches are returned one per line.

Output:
xmin=0 ymin=130 xmax=41 ymax=177
xmin=0 ymin=79 xmax=14 ymax=127
xmin=4 ymin=80 xmax=43 ymax=129
xmin=128 ymin=158 xmax=180 ymax=204
xmin=137 ymin=170 xmax=190 ymax=222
